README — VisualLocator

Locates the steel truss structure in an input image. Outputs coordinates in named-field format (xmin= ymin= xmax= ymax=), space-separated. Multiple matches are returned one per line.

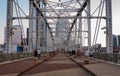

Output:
xmin=6 ymin=0 xmax=113 ymax=53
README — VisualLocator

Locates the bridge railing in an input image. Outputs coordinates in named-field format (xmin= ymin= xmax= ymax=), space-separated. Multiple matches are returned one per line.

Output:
xmin=0 ymin=52 xmax=33 ymax=63
xmin=92 ymin=52 xmax=120 ymax=64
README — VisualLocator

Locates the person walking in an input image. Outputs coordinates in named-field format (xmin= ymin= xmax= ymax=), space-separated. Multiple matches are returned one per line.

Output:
xmin=37 ymin=49 xmax=41 ymax=59
xmin=34 ymin=49 xmax=38 ymax=61
xmin=89 ymin=50 xmax=93 ymax=57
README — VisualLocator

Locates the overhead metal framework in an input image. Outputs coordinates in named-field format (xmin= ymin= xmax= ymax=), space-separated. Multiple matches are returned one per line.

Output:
xmin=6 ymin=0 xmax=113 ymax=53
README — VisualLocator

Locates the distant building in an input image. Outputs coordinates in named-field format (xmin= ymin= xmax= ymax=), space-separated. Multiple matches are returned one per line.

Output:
xmin=0 ymin=44 xmax=5 ymax=53
xmin=56 ymin=19 xmax=69 ymax=40
xmin=95 ymin=44 xmax=101 ymax=52
xmin=112 ymin=34 xmax=120 ymax=53
xmin=55 ymin=19 xmax=69 ymax=50
xmin=4 ymin=25 xmax=22 ymax=53
xmin=117 ymin=35 xmax=120 ymax=47
xmin=113 ymin=34 xmax=117 ymax=49
xmin=12 ymin=25 xmax=22 ymax=44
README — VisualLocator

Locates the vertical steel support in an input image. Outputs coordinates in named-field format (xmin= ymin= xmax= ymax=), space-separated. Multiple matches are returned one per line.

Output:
xmin=44 ymin=2 xmax=47 ymax=52
xmin=36 ymin=0 xmax=40 ymax=50
xmin=79 ymin=13 xmax=82 ymax=50
xmin=6 ymin=0 xmax=13 ymax=53
xmin=106 ymin=0 xmax=113 ymax=53
xmin=37 ymin=17 xmax=41 ymax=51
xmin=29 ymin=0 xmax=33 ymax=52
xmin=87 ymin=0 xmax=91 ymax=51
xmin=36 ymin=11 xmax=38 ymax=50
xmin=37 ymin=19 xmax=41 ymax=50
xmin=74 ymin=20 xmax=77 ymax=50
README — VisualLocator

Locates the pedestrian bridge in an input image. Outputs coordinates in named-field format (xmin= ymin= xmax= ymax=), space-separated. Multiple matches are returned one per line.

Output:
xmin=1 ymin=0 xmax=119 ymax=75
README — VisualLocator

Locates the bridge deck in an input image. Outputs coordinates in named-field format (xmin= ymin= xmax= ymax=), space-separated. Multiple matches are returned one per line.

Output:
xmin=70 ymin=55 xmax=120 ymax=76
xmin=0 ymin=53 xmax=120 ymax=76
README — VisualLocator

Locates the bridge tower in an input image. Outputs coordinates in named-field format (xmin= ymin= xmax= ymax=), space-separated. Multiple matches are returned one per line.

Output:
xmin=6 ymin=0 xmax=13 ymax=53
xmin=105 ymin=0 xmax=113 ymax=53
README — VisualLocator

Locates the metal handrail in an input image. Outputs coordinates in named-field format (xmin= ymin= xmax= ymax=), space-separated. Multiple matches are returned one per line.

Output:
xmin=0 ymin=52 xmax=33 ymax=63
xmin=92 ymin=52 xmax=120 ymax=64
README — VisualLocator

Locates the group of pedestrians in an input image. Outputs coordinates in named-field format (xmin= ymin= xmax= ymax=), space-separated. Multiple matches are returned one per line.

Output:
xmin=33 ymin=49 xmax=41 ymax=61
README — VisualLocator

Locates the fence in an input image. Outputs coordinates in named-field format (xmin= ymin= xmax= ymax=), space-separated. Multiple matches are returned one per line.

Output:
xmin=92 ymin=52 xmax=120 ymax=64
xmin=0 ymin=52 xmax=33 ymax=63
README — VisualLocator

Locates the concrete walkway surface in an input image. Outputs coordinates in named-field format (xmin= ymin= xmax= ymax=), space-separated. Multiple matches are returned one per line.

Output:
xmin=72 ymin=56 xmax=120 ymax=76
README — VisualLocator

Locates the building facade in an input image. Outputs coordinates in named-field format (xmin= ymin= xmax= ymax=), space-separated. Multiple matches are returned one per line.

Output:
xmin=117 ymin=35 xmax=120 ymax=47
xmin=12 ymin=25 xmax=22 ymax=45
xmin=112 ymin=34 xmax=120 ymax=53
xmin=113 ymin=34 xmax=117 ymax=49
xmin=55 ymin=18 xmax=69 ymax=50
xmin=30 ymin=0 xmax=47 ymax=51
xmin=4 ymin=25 xmax=22 ymax=53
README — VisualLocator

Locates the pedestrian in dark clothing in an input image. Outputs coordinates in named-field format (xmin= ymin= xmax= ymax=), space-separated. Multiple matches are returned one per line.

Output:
xmin=34 ymin=49 xmax=38 ymax=61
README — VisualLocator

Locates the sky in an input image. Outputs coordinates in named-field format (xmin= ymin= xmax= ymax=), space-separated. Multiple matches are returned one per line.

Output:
xmin=0 ymin=0 xmax=120 ymax=47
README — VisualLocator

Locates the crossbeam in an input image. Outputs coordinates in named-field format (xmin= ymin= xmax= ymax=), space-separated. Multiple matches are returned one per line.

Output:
xmin=44 ymin=9 xmax=81 ymax=12
xmin=13 ymin=16 xmax=106 ymax=19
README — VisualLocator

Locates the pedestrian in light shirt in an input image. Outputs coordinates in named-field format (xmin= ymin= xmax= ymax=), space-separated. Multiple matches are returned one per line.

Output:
xmin=37 ymin=49 xmax=41 ymax=59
